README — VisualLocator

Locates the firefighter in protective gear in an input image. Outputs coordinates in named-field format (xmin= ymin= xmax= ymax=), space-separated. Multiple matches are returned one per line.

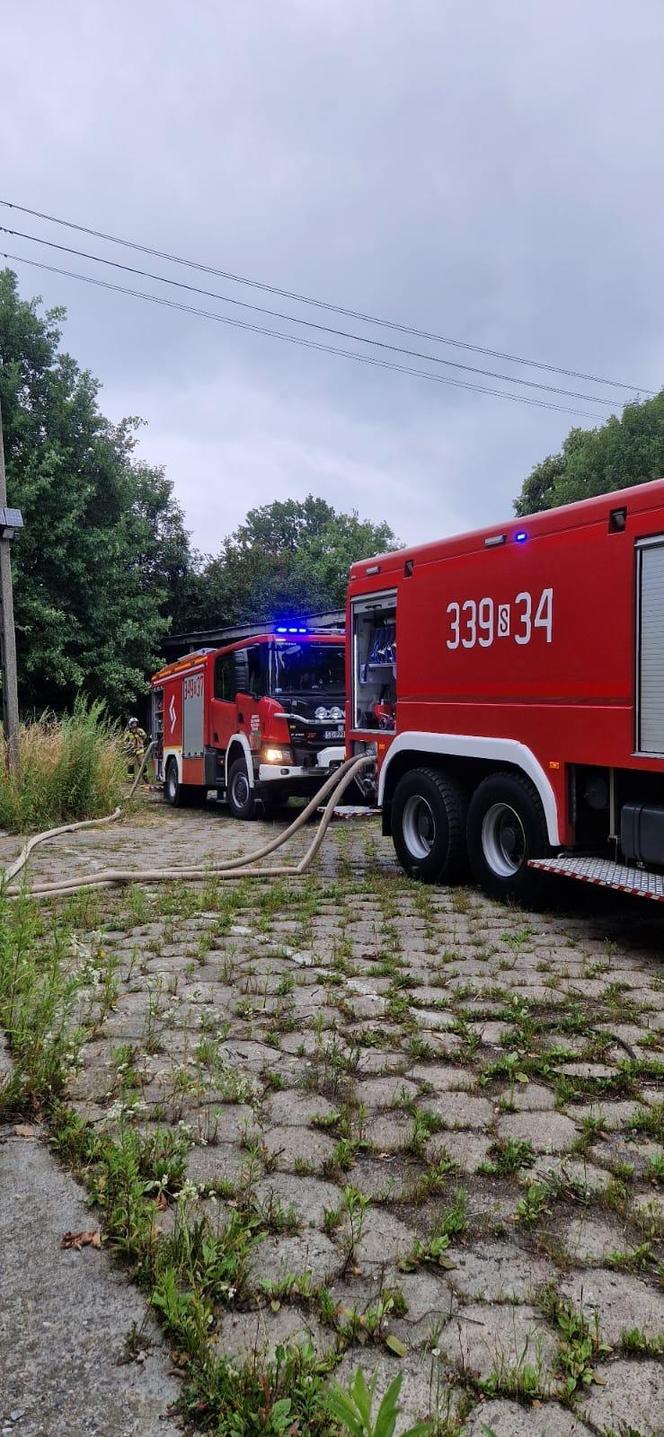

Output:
xmin=123 ymin=717 xmax=149 ymax=783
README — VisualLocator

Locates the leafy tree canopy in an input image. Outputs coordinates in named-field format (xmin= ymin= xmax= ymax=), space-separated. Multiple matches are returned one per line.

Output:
xmin=515 ymin=391 xmax=664 ymax=516
xmin=1 ymin=270 xmax=399 ymax=710
xmin=183 ymin=495 xmax=399 ymax=631
xmin=0 ymin=269 xmax=194 ymax=713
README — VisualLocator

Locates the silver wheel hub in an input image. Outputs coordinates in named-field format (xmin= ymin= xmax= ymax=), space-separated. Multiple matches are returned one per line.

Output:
xmin=232 ymin=772 xmax=250 ymax=807
xmin=482 ymin=802 xmax=526 ymax=877
xmin=402 ymin=794 xmax=436 ymax=860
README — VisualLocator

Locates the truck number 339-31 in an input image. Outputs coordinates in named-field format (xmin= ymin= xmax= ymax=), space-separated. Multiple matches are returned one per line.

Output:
xmin=446 ymin=588 xmax=554 ymax=650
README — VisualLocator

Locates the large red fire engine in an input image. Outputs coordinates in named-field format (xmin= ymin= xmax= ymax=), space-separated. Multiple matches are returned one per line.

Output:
xmin=347 ymin=480 xmax=664 ymax=902
xmin=151 ymin=629 xmax=345 ymax=819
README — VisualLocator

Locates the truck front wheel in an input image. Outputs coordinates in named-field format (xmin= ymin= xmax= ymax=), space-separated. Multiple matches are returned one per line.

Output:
xmin=227 ymin=757 xmax=257 ymax=820
xmin=466 ymin=772 xmax=549 ymax=902
xmin=391 ymin=767 xmax=468 ymax=883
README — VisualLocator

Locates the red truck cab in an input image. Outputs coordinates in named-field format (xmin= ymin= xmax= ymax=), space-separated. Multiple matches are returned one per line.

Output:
xmin=152 ymin=630 xmax=345 ymax=819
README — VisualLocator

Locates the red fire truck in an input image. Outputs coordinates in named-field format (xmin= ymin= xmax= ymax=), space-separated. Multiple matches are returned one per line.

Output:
xmin=347 ymin=480 xmax=664 ymax=903
xmin=151 ymin=629 xmax=345 ymax=819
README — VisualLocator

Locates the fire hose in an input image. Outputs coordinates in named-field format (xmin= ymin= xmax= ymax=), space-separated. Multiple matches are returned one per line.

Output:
xmin=2 ymin=749 xmax=374 ymax=901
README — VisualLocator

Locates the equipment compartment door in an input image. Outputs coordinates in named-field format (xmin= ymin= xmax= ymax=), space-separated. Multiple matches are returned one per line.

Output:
xmin=183 ymin=671 xmax=205 ymax=758
xmin=351 ymin=591 xmax=397 ymax=732
xmin=637 ymin=538 xmax=664 ymax=754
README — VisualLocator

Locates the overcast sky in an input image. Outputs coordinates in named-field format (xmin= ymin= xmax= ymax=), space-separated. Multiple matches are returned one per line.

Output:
xmin=2 ymin=1 xmax=663 ymax=556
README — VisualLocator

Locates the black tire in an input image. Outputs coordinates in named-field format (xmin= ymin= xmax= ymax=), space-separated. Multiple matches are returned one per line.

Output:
xmin=227 ymin=756 xmax=257 ymax=820
xmin=164 ymin=759 xmax=207 ymax=808
xmin=466 ymin=771 xmax=549 ymax=903
xmin=391 ymin=767 xmax=468 ymax=883
xmin=164 ymin=758 xmax=184 ymax=807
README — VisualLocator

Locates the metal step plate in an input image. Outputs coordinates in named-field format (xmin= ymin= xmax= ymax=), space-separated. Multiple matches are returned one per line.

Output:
xmin=323 ymin=806 xmax=381 ymax=821
xmin=529 ymin=855 xmax=664 ymax=902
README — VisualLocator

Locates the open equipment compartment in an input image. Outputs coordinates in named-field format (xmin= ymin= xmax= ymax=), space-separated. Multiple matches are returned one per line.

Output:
xmin=351 ymin=590 xmax=397 ymax=732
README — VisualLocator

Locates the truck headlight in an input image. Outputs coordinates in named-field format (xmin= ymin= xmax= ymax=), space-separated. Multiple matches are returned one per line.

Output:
xmin=263 ymin=746 xmax=293 ymax=764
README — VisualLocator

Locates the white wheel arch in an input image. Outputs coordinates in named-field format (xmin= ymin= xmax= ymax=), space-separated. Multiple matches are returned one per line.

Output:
xmin=379 ymin=732 xmax=560 ymax=846
xmin=163 ymin=748 xmax=181 ymax=783
xmin=225 ymin=734 xmax=255 ymax=788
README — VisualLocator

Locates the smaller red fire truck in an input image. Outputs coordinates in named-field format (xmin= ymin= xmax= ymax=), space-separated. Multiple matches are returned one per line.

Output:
xmin=151 ymin=629 xmax=345 ymax=819
xmin=347 ymin=480 xmax=664 ymax=903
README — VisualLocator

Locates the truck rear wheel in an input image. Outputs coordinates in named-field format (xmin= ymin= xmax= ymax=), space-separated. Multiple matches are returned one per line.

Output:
xmin=466 ymin=772 xmax=549 ymax=902
xmin=391 ymin=767 xmax=468 ymax=883
xmin=227 ymin=756 xmax=257 ymax=820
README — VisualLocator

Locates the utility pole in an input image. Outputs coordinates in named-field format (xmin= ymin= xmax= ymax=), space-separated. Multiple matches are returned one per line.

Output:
xmin=0 ymin=394 xmax=21 ymax=774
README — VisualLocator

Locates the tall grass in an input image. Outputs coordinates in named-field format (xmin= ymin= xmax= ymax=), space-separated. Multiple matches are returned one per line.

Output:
xmin=0 ymin=697 xmax=126 ymax=833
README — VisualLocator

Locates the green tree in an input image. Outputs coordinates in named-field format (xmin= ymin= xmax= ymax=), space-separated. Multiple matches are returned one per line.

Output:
xmin=0 ymin=269 xmax=195 ymax=712
xmin=187 ymin=495 xmax=399 ymax=630
xmin=515 ymin=391 xmax=664 ymax=516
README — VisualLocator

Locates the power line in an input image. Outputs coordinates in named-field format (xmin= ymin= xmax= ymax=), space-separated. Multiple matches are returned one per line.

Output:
xmin=0 ymin=197 xmax=653 ymax=397
xmin=2 ymin=249 xmax=601 ymax=419
xmin=0 ymin=225 xmax=617 ymax=409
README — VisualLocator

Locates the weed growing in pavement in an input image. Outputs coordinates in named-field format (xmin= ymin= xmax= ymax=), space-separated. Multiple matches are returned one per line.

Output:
xmin=400 ymin=1190 xmax=467 ymax=1271
xmin=538 ymin=1287 xmax=610 ymax=1397
xmin=335 ymin=1289 xmax=408 ymax=1349
xmin=112 ymin=1043 xmax=143 ymax=1096
xmin=606 ymin=1240 xmax=654 ymax=1272
xmin=620 ymin=1327 xmax=664 ymax=1359
xmin=405 ymin=1104 xmax=444 ymax=1157
xmin=623 ymin=1102 xmax=664 ymax=1144
xmin=325 ymin=1368 xmax=430 ymax=1437
xmin=328 ymin=1137 xmax=360 ymax=1174
xmin=409 ymin=1148 xmax=457 ymax=1202
xmin=645 ymin=1149 xmax=664 ymax=1184
xmin=338 ymin=1185 xmax=371 ymax=1270
xmin=479 ymin=1138 xmax=536 ymax=1176
xmin=481 ymin=1357 xmax=545 ymax=1402
xmin=182 ymin=1341 xmax=335 ymax=1435
xmin=571 ymin=1114 xmax=608 ymax=1154
xmin=305 ymin=1033 xmax=361 ymax=1103
xmin=255 ymin=1192 xmax=301 ymax=1235
xmin=406 ymin=1034 xmax=436 ymax=1063
xmin=514 ymin=1182 xmax=552 ymax=1227
xmin=450 ymin=1017 xmax=480 ymax=1057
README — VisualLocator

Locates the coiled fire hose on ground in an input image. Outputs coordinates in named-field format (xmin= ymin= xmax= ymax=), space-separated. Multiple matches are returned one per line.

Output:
xmin=1 ymin=748 xmax=374 ymax=901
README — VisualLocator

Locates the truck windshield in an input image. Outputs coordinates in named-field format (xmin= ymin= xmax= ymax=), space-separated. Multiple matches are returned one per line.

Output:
xmin=272 ymin=643 xmax=345 ymax=695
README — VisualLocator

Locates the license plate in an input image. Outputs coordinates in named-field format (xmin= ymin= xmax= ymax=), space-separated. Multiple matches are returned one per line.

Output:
xmin=324 ymin=728 xmax=343 ymax=740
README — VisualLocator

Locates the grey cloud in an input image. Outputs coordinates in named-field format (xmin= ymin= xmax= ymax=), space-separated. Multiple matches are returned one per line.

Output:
xmin=1 ymin=0 xmax=663 ymax=552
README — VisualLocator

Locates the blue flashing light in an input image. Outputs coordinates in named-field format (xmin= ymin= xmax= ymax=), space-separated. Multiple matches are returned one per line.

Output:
xmin=514 ymin=530 xmax=528 ymax=543
xmin=275 ymin=626 xmax=288 ymax=633
xmin=288 ymin=626 xmax=298 ymax=633
xmin=274 ymin=622 xmax=310 ymax=635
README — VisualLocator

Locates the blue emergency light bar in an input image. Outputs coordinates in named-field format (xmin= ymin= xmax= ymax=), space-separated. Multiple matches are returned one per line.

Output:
xmin=274 ymin=626 xmax=309 ymax=634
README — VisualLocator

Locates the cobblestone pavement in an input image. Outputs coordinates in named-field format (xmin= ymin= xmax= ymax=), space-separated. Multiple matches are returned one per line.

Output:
xmin=0 ymin=1035 xmax=182 ymax=1437
xmin=2 ymin=798 xmax=663 ymax=1435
